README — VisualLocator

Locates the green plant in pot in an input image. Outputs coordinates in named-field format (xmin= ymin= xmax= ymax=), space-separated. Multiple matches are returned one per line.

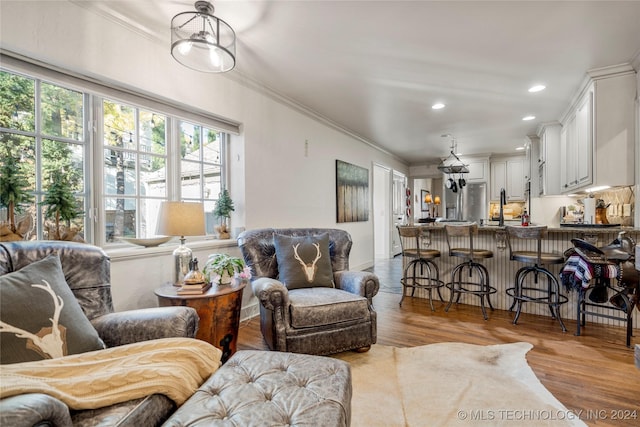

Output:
xmin=203 ymin=253 xmax=248 ymax=286
xmin=40 ymin=172 xmax=84 ymax=242
xmin=212 ymin=189 xmax=234 ymax=239
xmin=0 ymin=151 xmax=33 ymax=241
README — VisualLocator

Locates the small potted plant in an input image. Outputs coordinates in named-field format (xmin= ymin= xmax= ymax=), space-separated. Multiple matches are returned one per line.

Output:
xmin=40 ymin=172 xmax=84 ymax=242
xmin=213 ymin=189 xmax=234 ymax=239
xmin=202 ymin=253 xmax=250 ymax=286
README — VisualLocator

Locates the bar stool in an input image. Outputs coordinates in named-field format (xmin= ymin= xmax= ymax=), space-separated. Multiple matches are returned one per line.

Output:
xmin=444 ymin=223 xmax=496 ymax=320
xmin=397 ymin=226 xmax=444 ymax=310
xmin=505 ymin=225 xmax=568 ymax=332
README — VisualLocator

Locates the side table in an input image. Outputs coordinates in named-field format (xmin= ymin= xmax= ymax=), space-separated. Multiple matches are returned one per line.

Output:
xmin=155 ymin=282 xmax=246 ymax=363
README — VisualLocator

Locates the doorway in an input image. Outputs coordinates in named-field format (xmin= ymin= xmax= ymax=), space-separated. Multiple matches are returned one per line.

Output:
xmin=373 ymin=164 xmax=406 ymax=259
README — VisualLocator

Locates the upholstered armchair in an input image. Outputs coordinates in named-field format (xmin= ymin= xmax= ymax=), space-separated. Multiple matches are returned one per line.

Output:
xmin=238 ymin=228 xmax=379 ymax=355
xmin=0 ymin=241 xmax=199 ymax=427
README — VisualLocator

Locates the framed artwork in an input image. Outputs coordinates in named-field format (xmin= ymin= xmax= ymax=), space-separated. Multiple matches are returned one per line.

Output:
xmin=336 ymin=160 xmax=369 ymax=223
xmin=421 ymin=190 xmax=430 ymax=212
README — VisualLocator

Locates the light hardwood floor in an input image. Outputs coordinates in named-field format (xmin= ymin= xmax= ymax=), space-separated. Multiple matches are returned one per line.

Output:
xmin=237 ymin=257 xmax=639 ymax=427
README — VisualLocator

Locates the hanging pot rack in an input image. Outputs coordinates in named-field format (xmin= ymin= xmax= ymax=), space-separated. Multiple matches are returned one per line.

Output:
xmin=437 ymin=136 xmax=469 ymax=174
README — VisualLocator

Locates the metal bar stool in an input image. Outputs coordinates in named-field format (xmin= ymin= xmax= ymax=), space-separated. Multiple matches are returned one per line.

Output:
xmin=444 ymin=223 xmax=496 ymax=320
xmin=397 ymin=226 xmax=444 ymax=310
xmin=505 ymin=225 xmax=568 ymax=332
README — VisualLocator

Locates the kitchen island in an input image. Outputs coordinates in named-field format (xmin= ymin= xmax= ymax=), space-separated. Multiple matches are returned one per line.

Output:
xmin=398 ymin=223 xmax=639 ymax=333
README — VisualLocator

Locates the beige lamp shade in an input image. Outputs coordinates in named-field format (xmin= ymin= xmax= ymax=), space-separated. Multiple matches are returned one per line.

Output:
xmin=424 ymin=193 xmax=433 ymax=204
xmin=156 ymin=201 xmax=206 ymax=237
xmin=434 ymin=196 xmax=441 ymax=205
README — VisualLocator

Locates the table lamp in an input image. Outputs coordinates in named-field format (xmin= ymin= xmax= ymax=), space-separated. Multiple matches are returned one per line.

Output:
xmin=423 ymin=192 xmax=433 ymax=218
xmin=433 ymin=195 xmax=441 ymax=218
xmin=156 ymin=201 xmax=206 ymax=286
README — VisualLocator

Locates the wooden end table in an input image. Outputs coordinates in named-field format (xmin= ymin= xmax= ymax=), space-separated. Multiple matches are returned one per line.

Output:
xmin=154 ymin=282 xmax=246 ymax=363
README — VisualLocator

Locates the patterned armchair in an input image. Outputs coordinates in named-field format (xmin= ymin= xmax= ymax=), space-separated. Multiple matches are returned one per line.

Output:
xmin=238 ymin=228 xmax=379 ymax=355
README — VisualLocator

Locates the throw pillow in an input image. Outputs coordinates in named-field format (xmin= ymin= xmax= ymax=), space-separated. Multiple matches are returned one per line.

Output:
xmin=274 ymin=233 xmax=335 ymax=290
xmin=0 ymin=254 xmax=106 ymax=364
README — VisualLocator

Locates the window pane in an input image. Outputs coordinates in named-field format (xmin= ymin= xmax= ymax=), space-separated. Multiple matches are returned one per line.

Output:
xmin=180 ymin=122 xmax=201 ymax=160
xmin=41 ymin=82 xmax=83 ymax=140
xmin=203 ymin=200 xmax=216 ymax=235
xmin=141 ymin=154 xmax=166 ymax=198
xmin=204 ymin=164 xmax=221 ymax=200
xmin=140 ymin=110 xmax=166 ymax=156
xmin=104 ymin=149 xmax=136 ymax=195
xmin=0 ymin=71 xmax=35 ymax=131
xmin=0 ymin=133 xmax=36 ymax=228
xmin=41 ymin=198 xmax=85 ymax=241
xmin=42 ymin=139 xmax=84 ymax=192
xmin=104 ymin=100 xmax=135 ymax=150
xmin=140 ymin=198 xmax=164 ymax=238
xmin=202 ymin=128 xmax=220 ymax=164
xmin=104 ymin=197 xmax=136 ymax=241
xmin=180 ymin=160 xmax=202 ymax=199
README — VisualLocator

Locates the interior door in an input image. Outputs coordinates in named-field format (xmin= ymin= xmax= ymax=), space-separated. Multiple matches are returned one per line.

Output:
xmin=391 ymin=171 xmax=406 ymax=256
xmin=373 ymin=164 xmax=391 ymax=259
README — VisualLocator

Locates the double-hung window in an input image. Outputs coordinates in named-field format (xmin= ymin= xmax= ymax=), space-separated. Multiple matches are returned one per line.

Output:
xmin=1 ymin=64 xmax=230 ymax=247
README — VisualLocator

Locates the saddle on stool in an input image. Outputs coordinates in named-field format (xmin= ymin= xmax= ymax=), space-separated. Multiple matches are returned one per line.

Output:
xmin=561 ymin=235 xmax=638 ymax=347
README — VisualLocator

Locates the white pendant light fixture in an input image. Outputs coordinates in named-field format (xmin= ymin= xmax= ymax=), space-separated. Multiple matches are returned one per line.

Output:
xmin=171 ymin=1 xmax=236 ymax=73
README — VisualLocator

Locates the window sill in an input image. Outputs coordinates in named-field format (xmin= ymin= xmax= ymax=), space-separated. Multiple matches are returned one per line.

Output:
xmin=106 ymin=238 xmax=239 ymax=262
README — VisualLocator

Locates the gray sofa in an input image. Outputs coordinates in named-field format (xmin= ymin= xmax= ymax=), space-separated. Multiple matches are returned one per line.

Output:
xmin=0 ymin=241 xmax=199 ymax=427
xmin=238 ymin=228 xmax=379 ymax=355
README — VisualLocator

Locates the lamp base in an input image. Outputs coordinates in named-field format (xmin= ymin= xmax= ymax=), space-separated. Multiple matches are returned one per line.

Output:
xmin=173 ymin=237 xmax=193 ymax=287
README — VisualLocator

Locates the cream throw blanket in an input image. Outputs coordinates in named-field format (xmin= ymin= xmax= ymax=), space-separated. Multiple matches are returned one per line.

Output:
xmin=0 ymin=338 xmax=222 ymax=409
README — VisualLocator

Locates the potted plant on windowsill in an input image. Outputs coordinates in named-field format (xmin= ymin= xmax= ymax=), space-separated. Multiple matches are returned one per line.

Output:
xmin=40 ymin=172 xmax=85 ymax=242
xmin=202 ymin=253 xmax=250 ymax=286
xmin=212 ymin=189 xmax=235 ymax=239
xmin=0 ymin=143 xmax=33 ymax=241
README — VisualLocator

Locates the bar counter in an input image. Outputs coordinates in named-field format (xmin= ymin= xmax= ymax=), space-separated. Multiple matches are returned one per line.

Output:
xmin=398 ymin=223 xmax=639 ymax=333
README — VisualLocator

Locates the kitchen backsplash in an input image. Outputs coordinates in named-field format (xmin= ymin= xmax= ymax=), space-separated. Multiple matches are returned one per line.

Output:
xmin=566 ymin=186 xmax=635 ymax=227
xmin=489 ymin=202 xmax=525 ymax=220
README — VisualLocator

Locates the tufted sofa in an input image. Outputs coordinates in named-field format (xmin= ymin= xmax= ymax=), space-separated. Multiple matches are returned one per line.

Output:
xmin=0 ymin=241 xmax=199 ymax=427
xmin=163 ymin=349 xmax=352 ymax=426
xmin=238 ymin=228 xmax=379 ymax=356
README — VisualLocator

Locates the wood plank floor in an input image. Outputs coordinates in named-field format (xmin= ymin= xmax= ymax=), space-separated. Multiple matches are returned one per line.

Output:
xmin=237 ymin=257 xmax=640 ymax=427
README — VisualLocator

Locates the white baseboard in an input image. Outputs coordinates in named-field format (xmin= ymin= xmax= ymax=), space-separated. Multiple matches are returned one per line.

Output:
xmin=241 ymin=302 xmax=260 ymax=321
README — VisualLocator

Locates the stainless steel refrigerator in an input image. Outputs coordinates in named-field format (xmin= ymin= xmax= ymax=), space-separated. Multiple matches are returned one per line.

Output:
xmin=444 ymin=181 xmax=487 ymax=223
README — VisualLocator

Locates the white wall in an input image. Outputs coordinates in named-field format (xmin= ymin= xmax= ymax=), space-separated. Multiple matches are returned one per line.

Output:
xmin=0 ymin=1 xmax=408 ymax=313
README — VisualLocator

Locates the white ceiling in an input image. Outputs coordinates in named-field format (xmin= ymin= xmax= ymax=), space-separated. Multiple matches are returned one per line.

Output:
xmin=75 ymin=1 xmax=640 ymax=165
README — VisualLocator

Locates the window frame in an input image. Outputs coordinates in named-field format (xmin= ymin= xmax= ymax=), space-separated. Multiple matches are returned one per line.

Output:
xmin=1 ymin=56 xmax=237 ymax=247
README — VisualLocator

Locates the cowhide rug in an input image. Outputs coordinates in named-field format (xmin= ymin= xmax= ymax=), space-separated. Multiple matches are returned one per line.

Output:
xmin=334 ymin=342 xmax=586 ymax=426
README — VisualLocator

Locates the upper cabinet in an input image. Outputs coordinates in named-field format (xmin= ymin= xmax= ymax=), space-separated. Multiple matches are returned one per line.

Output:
xmin=535 ymin=123 xmax=562 ymax=196
xmin=463 ymin=157 xmax=489 ymax=182
xmin=560 ymin=68 xmax=636 ymax=193
xmin=490 ymin=155 xmax=526 ymax=201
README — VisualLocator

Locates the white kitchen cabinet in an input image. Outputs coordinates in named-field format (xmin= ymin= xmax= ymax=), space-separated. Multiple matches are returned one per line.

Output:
xmin=506 ymin=158 xmax=525 ymax=200
xmin=490 ymin=156 xmax=525 ymax=201
xmin=463 ymin=157 xmax=489 ymax=182
xmin=560 ymin=69 xmax=635 ymax=193
xmin=537 ymin=123 xmax=561 ymax=196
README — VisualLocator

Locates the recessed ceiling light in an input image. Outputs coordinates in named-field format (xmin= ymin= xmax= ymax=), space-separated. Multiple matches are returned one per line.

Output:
xmin=522 ymin=115 xmax=536 ymax=121
xmin=528 ymin=85 xmax=546 ymax=93
xmin=432 ymin=103 xmax=445 ymax=110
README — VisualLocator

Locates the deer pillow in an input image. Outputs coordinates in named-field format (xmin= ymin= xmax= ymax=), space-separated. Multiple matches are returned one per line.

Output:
xmin=274 ymin=233 xmax=335 ymax=290
xmin=0 ymin=254 xmax=105 ymax=364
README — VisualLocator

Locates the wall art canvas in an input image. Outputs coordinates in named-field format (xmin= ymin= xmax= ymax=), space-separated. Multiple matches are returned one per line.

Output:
xmin=336 ymin=160 xmax=369 ymax=223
